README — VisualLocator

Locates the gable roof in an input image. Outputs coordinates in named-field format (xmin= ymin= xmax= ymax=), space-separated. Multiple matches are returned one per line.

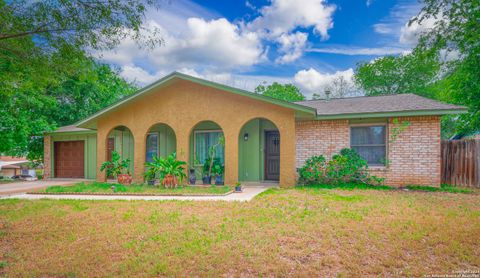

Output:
xmin=296 ymin=93 xmax=467 ymax=119
xmin=76 ymin=71 xmax=317 ymax=128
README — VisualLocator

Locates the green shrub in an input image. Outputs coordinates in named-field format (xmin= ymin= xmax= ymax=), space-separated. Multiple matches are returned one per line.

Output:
xmin=298 ymin=148 xmax=384 ymax=186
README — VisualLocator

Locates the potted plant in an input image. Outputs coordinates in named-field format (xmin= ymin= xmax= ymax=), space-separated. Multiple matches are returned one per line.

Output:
xmin=144 ymin=157 xmax=160 ymax=185
xmin=158 ymin=152 xmax=187 ymax=189
xmin=100 ymin=151 xmax=132 ymax=185
xmin=202 ymin=136 xmax=225 ymax=186
xmin=189 ymin=168 xmax=196 ymax=185
xmin=202 ymin=158 xmax=212 ymax=185
xmin=235 ymin=182 xmax=242 ymax=192
xmin=212 ymin=163 xmax=224 ymax=186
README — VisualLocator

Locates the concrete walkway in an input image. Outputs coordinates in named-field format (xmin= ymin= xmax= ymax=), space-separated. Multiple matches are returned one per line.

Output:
xmin=0 ymin=179 xmax=89 ymax=196
xmin=0 ymin=186 xmax=272 ymax=202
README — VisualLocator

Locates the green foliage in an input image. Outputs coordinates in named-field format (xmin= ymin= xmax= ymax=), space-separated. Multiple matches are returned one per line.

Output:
xmin=254 ymin=82 xmax=305 ymax=102
xmin=100 ymin=151 xmax=131 ymax=178
xmin=298 ymin=148 xmax=384 ymax=186
xmin=389 ymin=118 xmax=411 ymax=143
xmin=354 ymin=0 xmax=480 ymax=137
xmin=298 ymin=155 xmax=328 ymax=185
xmin=204 ymin=135 xmax=225 ymax=177
xmin=354 ymin=47 xmax=440 ymax=97
xmin=0 ymin=0 xmax=159 ymax=161
xmin=155 ymin=153 xmax=187 ymax=184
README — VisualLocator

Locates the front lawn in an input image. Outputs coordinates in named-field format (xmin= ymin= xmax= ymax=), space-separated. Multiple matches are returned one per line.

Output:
xmin=1 ymin=187 xmax=479 ymax=276
xmin=35 ymin=182 xmax=232 ymax=195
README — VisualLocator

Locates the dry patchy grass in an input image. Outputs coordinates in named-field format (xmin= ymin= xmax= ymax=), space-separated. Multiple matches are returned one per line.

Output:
xmin=0 ymin=188 xmax=479 ymax=277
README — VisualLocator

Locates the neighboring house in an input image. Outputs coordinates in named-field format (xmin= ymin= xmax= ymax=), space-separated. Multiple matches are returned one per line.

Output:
xmin=43 ymin=72 xmax=466 ymax=187
xmin=0 ymin=156 xmax=30 ymax=178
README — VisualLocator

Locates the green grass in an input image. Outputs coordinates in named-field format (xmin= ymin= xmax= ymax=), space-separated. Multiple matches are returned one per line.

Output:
xmin=37 ymin=182 xmax=232 ymax=195
xmin=296 ymin=182 xmax=476 ymax=194
xmin=0 ymin=188 xmax=479 ymax=276
xmin=405 ymin=184 xmax=475 ymax=194
xmin=297 ymin=182 xmax=394 ymax=191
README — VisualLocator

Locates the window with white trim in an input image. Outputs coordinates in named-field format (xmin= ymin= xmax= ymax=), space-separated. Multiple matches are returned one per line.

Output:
xmin=350 ymin=125 xmax=386 ymax=165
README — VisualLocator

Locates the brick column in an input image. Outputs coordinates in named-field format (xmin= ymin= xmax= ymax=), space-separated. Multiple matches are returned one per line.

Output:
xmin=43 ymin=135 xmax=51 ymax=179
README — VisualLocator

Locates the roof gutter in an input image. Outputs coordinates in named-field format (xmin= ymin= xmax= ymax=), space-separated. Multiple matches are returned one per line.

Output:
xmin=314 ymin=108 xmax=468 ymax=120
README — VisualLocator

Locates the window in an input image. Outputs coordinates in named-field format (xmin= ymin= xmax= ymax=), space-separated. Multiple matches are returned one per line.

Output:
xmin=194 ymin=131 xmax=224 ymax=165
xmin=350 ymin=125 xmax=386 ymax=165
xmin=146 ymin=133 xmax=158 ymax=162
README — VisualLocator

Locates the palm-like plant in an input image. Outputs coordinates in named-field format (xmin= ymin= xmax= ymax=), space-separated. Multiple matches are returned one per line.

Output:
xmin=145 ymin=153 xmax=187 ymax=188
xmin=100 ymin=151 xmax=130 ymax=178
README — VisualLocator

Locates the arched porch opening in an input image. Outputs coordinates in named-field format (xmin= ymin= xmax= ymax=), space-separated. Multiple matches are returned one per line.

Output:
xmin=238 ymin=118 xmax=280 ymax=182
xmin=189 ymin=120 xmax=224 ymax=184
xmin=106 ymin=125 xmax=134 ymax=179
xmin=145 ymin=123 xmax=177 ymax=162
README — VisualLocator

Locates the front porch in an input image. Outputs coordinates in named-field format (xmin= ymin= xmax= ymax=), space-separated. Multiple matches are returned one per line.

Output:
xmin=101 ymin=118 xmax=285 ymax=186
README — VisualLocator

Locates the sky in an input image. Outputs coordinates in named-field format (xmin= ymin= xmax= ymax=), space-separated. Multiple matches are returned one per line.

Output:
xmin=95 ymin=0 xmax=430 ymax=99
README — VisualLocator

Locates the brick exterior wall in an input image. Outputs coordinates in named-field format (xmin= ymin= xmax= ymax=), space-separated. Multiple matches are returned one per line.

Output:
xmin=43 ymin=135 xmax=51 ymax=179
xmin=295 ymin=116 xmax=441 ymax=186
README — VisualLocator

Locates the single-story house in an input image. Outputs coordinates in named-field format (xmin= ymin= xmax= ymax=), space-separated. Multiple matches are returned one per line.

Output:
xmin=43 ymin=72 xmax=466 ymax=187
xmin=0 ymin=156 xmax=31 ymax=178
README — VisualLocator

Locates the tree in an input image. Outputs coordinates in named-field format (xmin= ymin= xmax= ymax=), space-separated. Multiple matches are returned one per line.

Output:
xmin=0 ymin=0 xmax=161 ymax=161
xmin=354 ymin=0 xmax=480 ymax=137
xmin=254 ymin=82 xmax=305 ymax=102
xmin=412 ymin=0 xmax=480 ymax=135
xmin=312 ymin=75 xmax=358 ymax=99
xmin=354 ymin=46 xmax=440 ymax=98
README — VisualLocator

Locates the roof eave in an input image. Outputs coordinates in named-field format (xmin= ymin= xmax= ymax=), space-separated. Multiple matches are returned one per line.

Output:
xmin=314 ymin=108 xmax=468 ymax=120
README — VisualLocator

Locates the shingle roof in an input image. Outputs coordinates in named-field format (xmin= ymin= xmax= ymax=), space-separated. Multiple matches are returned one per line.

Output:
xmin=295 ymin=94 xmax=466 ymax=117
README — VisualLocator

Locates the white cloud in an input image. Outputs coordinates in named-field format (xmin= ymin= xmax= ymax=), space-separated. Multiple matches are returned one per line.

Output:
xmin=248 ymin=0 xmax=336 ymax=40
xmin=399 ymin=15 xmax=439 ymax=46
xmin=98 ymin=17 xmax=265 ymax=71
xmin=119 ymin=65 xmax=166 ymax=85
xmin=294 ymin=68 xmax=358 ymax=98
xmin=308 ymin=45 xmax=407 ymax=56
xmin=275 ymin=32 xmax=308 ymax=63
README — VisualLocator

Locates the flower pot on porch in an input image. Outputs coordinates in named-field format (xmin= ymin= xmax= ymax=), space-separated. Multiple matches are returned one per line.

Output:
xmin=202 ymin=175 xmax=211 ymax=185
xmin=189 ymin=169 xmax=196 ymax=185
xmin=147 ymin=179 xmax=155 ymax=186
xmin=235 ymin=185 xmax=242 ymax=192
xmin=215 ymin=175 xmax=224 ymax=186
xmin=117 ymin=174 xmax=132 ymax=185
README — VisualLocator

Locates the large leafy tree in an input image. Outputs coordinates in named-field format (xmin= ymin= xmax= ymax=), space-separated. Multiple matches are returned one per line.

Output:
xmin=355 ymin=47 xmax=440 ymax=98
xmin=354 ymin=0 xmax=479 ymax=137
xmin=0 ymin=0 xmax=162 ymax=161
xmin=254 ymin=82 xmax=305 ymax=102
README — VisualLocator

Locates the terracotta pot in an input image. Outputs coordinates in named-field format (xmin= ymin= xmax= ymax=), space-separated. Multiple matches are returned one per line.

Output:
xmin=162 ymin=174 xmax=176 ymax=188
xmin=117 ymin=174 xmax=132 ymax=185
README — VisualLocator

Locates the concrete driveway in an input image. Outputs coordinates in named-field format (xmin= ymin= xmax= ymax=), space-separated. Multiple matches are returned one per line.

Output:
xmin=0 ymin=179 xmax=89 ymax=196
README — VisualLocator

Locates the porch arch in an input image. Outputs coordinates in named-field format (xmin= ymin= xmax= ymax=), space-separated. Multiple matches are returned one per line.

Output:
xmin=238 ymin=118 xmax=280 ymax=182
xmin=105 ymin=125 xmax=135 ymax=177
xmin=144 ymin=123 xmax=177 ymax=162
xmin=189 ymin=120 xmax=225 ymax=184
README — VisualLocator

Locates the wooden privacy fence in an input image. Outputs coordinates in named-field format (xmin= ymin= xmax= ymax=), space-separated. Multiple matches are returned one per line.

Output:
xmin=441 ymin=139 xmax=480 ymax=187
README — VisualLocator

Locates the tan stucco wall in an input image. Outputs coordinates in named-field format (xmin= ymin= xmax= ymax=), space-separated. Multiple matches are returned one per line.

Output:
xmin=95 ymin=80 xmax=297 ymax=187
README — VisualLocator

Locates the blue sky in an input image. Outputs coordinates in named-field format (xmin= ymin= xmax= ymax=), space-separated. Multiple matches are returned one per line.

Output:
xmin=96 ymin=0 xmax=426 ymax=98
